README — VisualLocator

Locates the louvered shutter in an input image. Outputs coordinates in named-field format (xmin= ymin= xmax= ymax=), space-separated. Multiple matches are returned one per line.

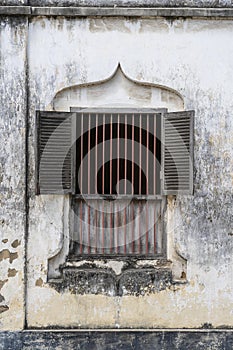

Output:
xmin=162 ymin=111 xmax=194 ymax=195
xmin=35 ymin=111 xmax=75 ymax=195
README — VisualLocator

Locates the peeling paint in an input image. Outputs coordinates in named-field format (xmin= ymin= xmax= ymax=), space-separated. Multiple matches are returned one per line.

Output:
xmin=0 ymin=16 xmax=27 ymax=330
xmin=35 ymin=278 xmax=43 ymax=287
xmin=11 ymin=240 xmax=21 ymax=248
xmin=0 ymin=250 xmax=18 ymax=264
xmin=8 ymin=268 xmax=18 ymax=278
xmin=0 ymin=305 xmax=9 ymax=314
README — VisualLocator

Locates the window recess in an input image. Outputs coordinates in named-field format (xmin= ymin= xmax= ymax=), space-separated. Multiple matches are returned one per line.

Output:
xmin=35 ymin=109 xmax=194 ymax=258
xmin=36 ymin=109 xmax=194 ymax=197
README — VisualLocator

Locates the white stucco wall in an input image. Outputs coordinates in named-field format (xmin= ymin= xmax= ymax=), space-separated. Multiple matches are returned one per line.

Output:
xmin=0 ymin=15 xmax=232 ymax=329
xmin=0 ymin=17 xmax=27 ymax=330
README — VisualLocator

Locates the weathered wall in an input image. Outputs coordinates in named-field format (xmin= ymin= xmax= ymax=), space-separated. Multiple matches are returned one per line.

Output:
xmin=0 ymin=16 xmax=27 ymax=330
xmin=26 ymin=17 xmax=233 ymax=328
xmin=1 ymin=1 xmax=233 ymax=7
xmin=0 ymin=10 xmax=232 ymax=332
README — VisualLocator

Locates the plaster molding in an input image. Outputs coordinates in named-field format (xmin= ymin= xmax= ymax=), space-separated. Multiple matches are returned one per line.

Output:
xmin=52 ymin=63 xmax=184 ymax=112
xmin=2 ymin=6 xmax=233 ymax=18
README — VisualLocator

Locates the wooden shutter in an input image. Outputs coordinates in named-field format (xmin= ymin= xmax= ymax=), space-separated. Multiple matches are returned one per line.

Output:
xmin=35 ymin=111 xmax=75 ymax=195
xmin=162 ymin=111 xmax=194 ymax=195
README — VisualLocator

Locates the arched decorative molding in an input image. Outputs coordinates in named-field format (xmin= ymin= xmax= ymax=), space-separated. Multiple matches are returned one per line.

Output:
xmin=50 ymin=63 xmax=184 ymax=112
xmin=48 ymin=63 xmax=187 ymax=282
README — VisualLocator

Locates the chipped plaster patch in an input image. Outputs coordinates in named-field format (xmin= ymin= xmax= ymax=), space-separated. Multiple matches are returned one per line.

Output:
xmin=11 ymin=240 xmax=21 ymax=248
xmin=65 ymin=260 xmax=127 ymax=275
xmin=107 ymin=261 xmax=126 ymax=276
xmin=0 ymin=250 xmax=18 ymax=264
xmin=8 ymin=268 xmax=18 ymax=278
xmin=0 ymin=305 xmax=9 ymax=314
xmin=35 ymin=278 xmax=44 ymax=287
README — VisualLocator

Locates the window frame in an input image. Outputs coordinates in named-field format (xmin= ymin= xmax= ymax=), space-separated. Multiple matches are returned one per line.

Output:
xmin=70 ymin=107 xmax=167 ymax=200
xmin=36 ymin=107 xmax=194 ymax=261
xmin=66 ymin=107 xmax=167 ymax=260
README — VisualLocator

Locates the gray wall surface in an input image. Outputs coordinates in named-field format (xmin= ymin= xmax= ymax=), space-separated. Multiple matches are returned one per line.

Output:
xmin=1 ymin=0 xmax=233 ymax=7
xmin=0 ymin=2 xmax=232 ymax=336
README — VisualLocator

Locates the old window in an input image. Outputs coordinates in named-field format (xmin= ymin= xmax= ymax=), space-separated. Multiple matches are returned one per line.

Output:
xmin=35 ymin=109 xmax=194 ymax=259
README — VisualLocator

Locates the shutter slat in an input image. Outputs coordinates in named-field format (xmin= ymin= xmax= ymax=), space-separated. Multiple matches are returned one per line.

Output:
xmin=35 ymin=111 xmax=75 ymax=195
xmin=162 ymin=110 xmax=194 ymax=195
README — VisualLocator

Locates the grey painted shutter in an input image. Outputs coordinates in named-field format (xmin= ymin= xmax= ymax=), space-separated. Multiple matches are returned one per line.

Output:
xmin=35 ymin=111 xmax=75 ymax=195
xmin=162 ymin=110 xmax=194 ymax=195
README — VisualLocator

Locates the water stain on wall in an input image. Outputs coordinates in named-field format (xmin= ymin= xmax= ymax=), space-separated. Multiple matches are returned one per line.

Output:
xmin=35 ymin=278 xmax=43 ymax=287
xmin=11 ymin=240 xmax=21 ymax=248
xmin=0 ymin=250 xmax=18 ymax=264
xmin=8 ymin=268 xmax=18 ymax=278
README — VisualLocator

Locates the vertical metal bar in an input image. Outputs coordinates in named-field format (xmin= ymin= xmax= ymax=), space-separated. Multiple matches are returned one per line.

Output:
xmin=80 ymin=200 xmax=83 ymax=254
xmin=124 ymin=114 xmax=127 ymax=195
xmin=154 ymin=202 xmax=156 ymax=254
xmin=131 ymin=201 xmax=134 ymax=254
xmin=139 ymin=114 xmax=142 ymax=194
xmin=138 ymin=201 xmax=141 ymax=254
xmin=102 ymin=114 xmax=105 ymax=195
xmin=88 ymin=204 xmax=90 ymax=254
xmin=146 ymin=114 xmax=149 ymax=195
xmin=124 ymin=206 xmax=127 ymax=254
xmin=95 ymin=207 xmax=97 ymax=253
xmin=132 ymin=114 xmax=134 ymax=195
xmin=89 ymin=201 xmax=94 ymax=254
xmin=117 ymin=114 xmax=120 ymax=194
xmin=110 ymin=201 xmax=112 ymax=253
xmin=154 ymin=115 xmax=156 ymax=195
xmin=95 ymin=114 xmax=98 ymax=194
xmin=116 ymin=202 xmax=119 ymax=254
xmin=80 ymin=113 xmax=83 ymax=194
xmin=88 ymin=114 xmax=91 ymax=195
xmin=102 ymin=201 xmax=105 ymax=254
xmin=147 ymin=202 xmax=151 ymax=254
xmin=110 ymin=114 xmax=112 ymax=195
xmin=146 ymin=201 xmax=149 ymax=254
